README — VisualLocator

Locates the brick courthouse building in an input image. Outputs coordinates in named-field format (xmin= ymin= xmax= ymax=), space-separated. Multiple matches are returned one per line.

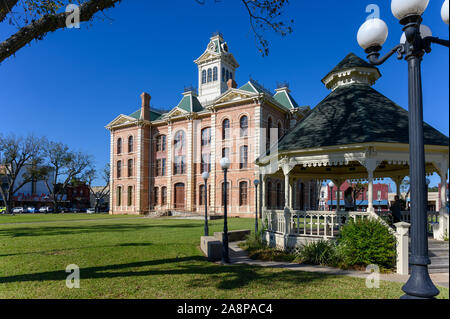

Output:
xmin=106 ymin=33 xmax=314 ymax=216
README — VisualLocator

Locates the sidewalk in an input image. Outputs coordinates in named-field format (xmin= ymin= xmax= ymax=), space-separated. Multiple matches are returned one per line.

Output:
xmin=228 ymin=242 xmax=449 ymax=289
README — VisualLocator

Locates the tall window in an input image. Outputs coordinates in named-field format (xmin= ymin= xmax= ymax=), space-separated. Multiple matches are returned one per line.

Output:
xmin=278 ymin=122 xmax=282 ymax=138
xmin=266 ymin=117 xmax=272 ymax=153
xmin=222 ymin=182 xmax=230 ymax=206
xmin=202 ymin=70 xmax=206 ymax=84
xmin=201 ymin=153 xmax=211 ymax=173
xmin=213 ymin=67 xmax=218 ymax=81
xmin=156 ymin=135 xmax=166 ymax=152
xmin=154 ymin=187 xmax=159 ymax=205
xmin=117 ymin=161 xmax=122 ymax=178
xmin=201 ymin=127 xmax=211 ymax=146
xmin=161 ymin=187 xmax=167 ymax=205
xmin=117 ymin=138 xmax=122 ymax=154
xmin=239 ymin=181 xmax=248 ymax=206
xmin=127 ymin=186 xmax=133 ymax=206
xmin=226 ymin=70 xmax=229 ymax=81
xmin=229 ymin=72 xmax=233 ymax=80
xmin=222 ymin=147 xmax=230 ymax=159
xmin=240 ymin=145 xmax=248 ymax=169
xmin=174 ymin=131 xmax=186 ymax=175
xmin=117 ymin=186 xmax=122 ymax=206
xmin=156 ymin=159 xmax=162 ymax=176
xmin=222 ymin=119 xmax=230 ymax=140
xmin=240 ymin=116 xmax=248 ymax=137
xmin=174 ymin=156 xmax=185 ymax=175
xmin=222 ymin=67 xmax=225 ymax=81
xmin=199 ymin=184 xmax=206 ymax=205
xmin=127 ymin=159 xmax=133 ymax=177
xmin=207 ymin=68 xmax=212 ymax=82
xmin=128 ymin=136 xmax=133 ymax=153
xmin=161 ymin=158 xmax=166 ymax=176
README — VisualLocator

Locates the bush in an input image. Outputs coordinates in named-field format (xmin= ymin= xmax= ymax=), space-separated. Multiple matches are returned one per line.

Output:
xmin=338 ymin=218 xmax=396 ymax=270
xmin=239 ymin=232 xmax=296 ymax=262
xmin=295 ymin=240 xmax=342 ymax=266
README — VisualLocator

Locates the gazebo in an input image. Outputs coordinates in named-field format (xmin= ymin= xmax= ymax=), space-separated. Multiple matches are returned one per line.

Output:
xmin=256 ymin=53 xmax=449 ymax=251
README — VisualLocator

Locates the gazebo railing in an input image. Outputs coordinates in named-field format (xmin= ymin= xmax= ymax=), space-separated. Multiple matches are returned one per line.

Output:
xmin=399 ymin=210 xmax=440 ymax=234
xmin=263 ymin=209 xmax=371 ymax=239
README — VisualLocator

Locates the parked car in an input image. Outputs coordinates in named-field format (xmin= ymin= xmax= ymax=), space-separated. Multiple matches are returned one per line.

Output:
xmin=0 ymin=207 xmax=6 ymax=214
xmin=12 ymin=207 xmax=24 ymax=214
xmin=70 ymin=207 xmax=79 ymax=213
xmin=86 ymin=208 xmax=95 ymax=214
xmin=39 ymin=206 xmax=54 ymax=213
xmin=27 ymin=207 xmax=36 ymax=214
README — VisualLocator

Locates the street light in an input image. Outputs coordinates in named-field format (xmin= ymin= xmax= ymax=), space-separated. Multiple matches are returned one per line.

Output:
xmin=253 ymin=179 xmax=260 ymax=234
xmin=328 ymin=181 xmax=334 ymax=211
xmin=357 ymin=0 xmax=448 ymax=299
xmin=220 ymin=157 xmax=231 ymax=264
xmin=202 ymin=171 xmax=210 ymax=236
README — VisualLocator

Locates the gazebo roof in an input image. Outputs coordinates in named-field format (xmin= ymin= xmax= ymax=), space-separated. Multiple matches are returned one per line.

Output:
xmin=276 ymin=83 xmax=449 ymax=152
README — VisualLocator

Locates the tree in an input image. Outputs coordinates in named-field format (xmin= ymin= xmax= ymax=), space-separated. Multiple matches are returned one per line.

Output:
xmin=83 ymin=163 xmax=110 ymax=212
xmin=0 ymin=0 xmax=293 ymax=64
xmin=351 ymin=182 xmax=367 ymax=210
xmin=0 ymin=134 xmax=45 ymax=214
xmin=40 ymin=141 xmax=92 ymax=212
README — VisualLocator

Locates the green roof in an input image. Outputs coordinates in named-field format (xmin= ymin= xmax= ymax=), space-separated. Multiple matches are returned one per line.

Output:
xmin=273 ymin=90 xmax=300 ymax=109
xmin=239 ymin=80 xmax=272 ymax=95
xmin=176 ymin=93 xmax=203 ymax=113
xmin=129 ymin=109 xmax=165 ymax=121
xmin=276 ymin=83 xmax=449 ymax=152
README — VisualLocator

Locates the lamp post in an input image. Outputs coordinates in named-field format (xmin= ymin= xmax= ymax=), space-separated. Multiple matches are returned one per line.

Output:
xmin=202 ymin=171 xmax=210 ymax=236
xmin=220 ymin=157 xmax=231 ymax=264
xmin=253 ymin=179 xmax=260 ymax=234
xmin=328 ymin=181 xmax=334 ymax=211
xmin=356 ymin=0 xmax=448 ymax=299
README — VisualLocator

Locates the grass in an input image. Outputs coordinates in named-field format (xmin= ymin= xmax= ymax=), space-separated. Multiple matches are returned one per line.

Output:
xmin=0 ymin=214 xmax=448 ymax=299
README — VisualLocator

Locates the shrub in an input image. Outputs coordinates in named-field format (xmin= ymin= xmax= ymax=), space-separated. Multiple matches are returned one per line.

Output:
xmin=295 ymin=240 xmax=341 ymax=266
xmin=338 ymin=218 xmax=396 ymax=269
xmin=239 ymin=232 xmax=296 ymax=262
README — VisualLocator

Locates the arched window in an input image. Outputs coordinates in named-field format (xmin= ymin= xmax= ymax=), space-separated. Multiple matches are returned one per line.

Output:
xmin=240 ymin=115 xmax=248 ymax=137
xmin=128 ymin=136 xmax=133 ymax=153
xmin=127 ymin=159 xmax=133 ymax=177
xmin=229 ymin=72 xmax=233 ymax=80
xmin=117 ymin=186 xmax=122 ymax=206
xmin=277 ymin=122 xmax=282 ymax=138
xmin=267 ymin=182 xmax=272 ymax=208
xmin=117 ymin=160 xmax=122 ymax=178
xmin=117 ymin=138 xmax=122 ymax=154
xmin=222 ymin=67 xmax=225 ymax=82
xmin=226 ymin=70 xmax=229 ymax=81
xmin=213 ymin=67 xmax=218 ymax=81
xmin=173 ymin=131 xmax=186 ymax=175
xmin=153 ymin=187 xmax=159 ymax=205
xmin=239 ymin=181 xmax=248 ymax=206
xmin=240 ymin=145 xmax=248 ymax=169
xmin=202 ymin=70 xmax=206 ymax=84
xmin=161 ymin=187 xmax=167 ymax=205
xmin=127 ymin=186 xmax=133 ymax=206
xmin=201 ymin=127 xmax=211 ymax=146
xmin=207 ymin=68 xmax=212 ymax=82
xmin=222 ymin=119 xmax=230 ymax=140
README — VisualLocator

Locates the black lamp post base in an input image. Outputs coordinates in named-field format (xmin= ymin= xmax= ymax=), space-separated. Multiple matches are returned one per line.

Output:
xmin=401 ymin=266 xmax=440 ymax=299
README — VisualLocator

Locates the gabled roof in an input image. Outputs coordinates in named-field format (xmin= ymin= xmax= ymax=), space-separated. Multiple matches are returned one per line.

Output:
xmin=276 ymin=83 xmax=449 ymax=152
xmin=273 ymin=89 xmax=300 ymax=109
xmin=239 ymin=80 xmax=272 ymax=96
xmin=128 ymin=109 xmax=164 ymax=121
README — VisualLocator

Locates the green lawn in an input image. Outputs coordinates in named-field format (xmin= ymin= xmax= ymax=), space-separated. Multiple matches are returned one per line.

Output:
xmin=0 ymin=214 xmax=448 ymax=299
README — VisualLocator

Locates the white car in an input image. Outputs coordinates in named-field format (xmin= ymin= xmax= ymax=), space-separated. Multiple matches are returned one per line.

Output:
xmin=12 ymin=207 xmax=24 ymax=214
xmin=27 ymin=207 xmax=36 ymax=214
xmin=86 ymin=208 xmax=95 ymax=214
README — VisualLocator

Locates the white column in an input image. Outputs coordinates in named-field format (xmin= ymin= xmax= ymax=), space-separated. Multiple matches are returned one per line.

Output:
xmin=284 ymin=173 xmax=289 ymax=209
xmin=261 ymin=175 xmax=266 ymax=209
xmin=289 ymin=178 xmax=294 ymax=209
xmin=367 ymin=172 xmax=374 ymax=213
xmin=395 ymin=222 xmax=411 ymax=275
xmin=283 ymin=170 xmax=291 ymax=235
xmin=439 ymin=172 xmax=447 ymax=212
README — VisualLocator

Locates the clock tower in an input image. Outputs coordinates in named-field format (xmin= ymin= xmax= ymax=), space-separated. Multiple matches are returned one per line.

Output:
xmin=194 ymin=33 xmax=240 ymax=104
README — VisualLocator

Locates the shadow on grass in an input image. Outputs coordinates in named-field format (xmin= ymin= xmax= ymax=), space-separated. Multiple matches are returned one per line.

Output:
xmin=0 ymin=255 xmax=331 ymax=291
xmin=0 ymin=222 xmax=199 ymax=238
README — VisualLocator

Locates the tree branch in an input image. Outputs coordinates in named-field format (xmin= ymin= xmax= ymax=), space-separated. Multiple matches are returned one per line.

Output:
xmin=0 ymin=0 xmax=122 ymax=63
xmin=0 ymin=0 xmax=19 ymax=23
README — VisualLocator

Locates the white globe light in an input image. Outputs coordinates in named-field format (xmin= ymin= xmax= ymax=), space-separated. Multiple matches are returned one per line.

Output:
xmin=328 ymin=181 xmax=335 ymax=188
xmin=202 ymin=171 xmax=210 ymax=180
xmin=220 ymin=157 xmax=231 ymax=169
xmin=400 ymin=24 xmax=432 ymax=43
xmin=357 ymin=18 xmax=389 ymax=50
xmin=442 ymin=0 xmax=449 ymax=25
xmin=391 ymin=0 xmax=429 ymax=20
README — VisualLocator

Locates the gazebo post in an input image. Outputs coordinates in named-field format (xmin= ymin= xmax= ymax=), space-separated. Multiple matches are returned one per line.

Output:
xmin=367 ymin=172 xmax=375 ymax=213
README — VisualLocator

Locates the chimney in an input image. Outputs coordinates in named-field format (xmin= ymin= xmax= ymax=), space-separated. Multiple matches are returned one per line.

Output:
xmin=227 ymin=79 xmax=237 ymax=89
xmin=140 ymin=92 xmax=151 ymax=121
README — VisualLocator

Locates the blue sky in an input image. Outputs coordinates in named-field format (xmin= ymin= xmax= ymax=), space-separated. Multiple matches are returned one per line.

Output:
xmin=0 ymin=0 xmax=448 ymax=186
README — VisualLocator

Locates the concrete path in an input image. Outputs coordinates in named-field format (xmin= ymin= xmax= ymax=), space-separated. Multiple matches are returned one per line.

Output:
xmin=228 ymin=242 xmax=449 ymax=289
